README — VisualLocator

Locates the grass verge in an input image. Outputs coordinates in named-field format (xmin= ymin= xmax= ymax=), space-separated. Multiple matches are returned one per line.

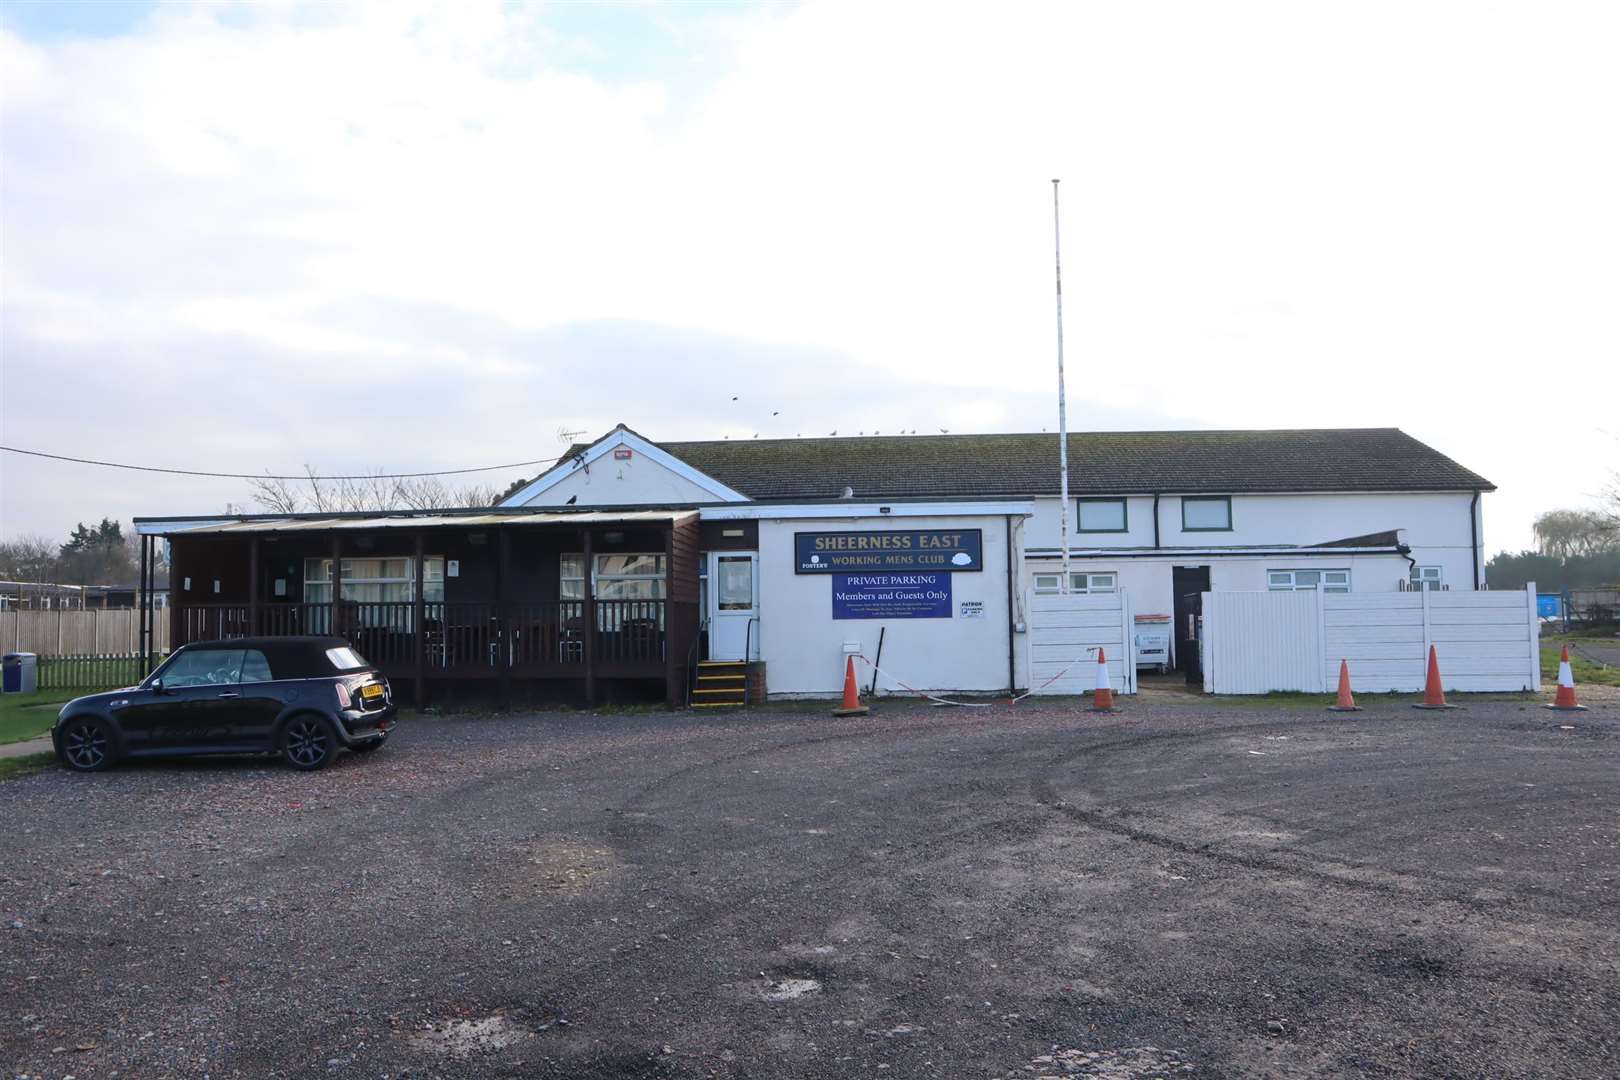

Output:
xmin=1541 ymin=636 xmax=1620 ymax=688
xmin=0 ymin=752 xmax=55 ymax=782
xmin=0 ymin=690 xmax=79 ymax=745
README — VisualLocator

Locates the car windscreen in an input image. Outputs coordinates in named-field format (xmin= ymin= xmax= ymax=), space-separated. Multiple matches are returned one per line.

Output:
xmin=324 ymin=646 xmax=371 ymax=672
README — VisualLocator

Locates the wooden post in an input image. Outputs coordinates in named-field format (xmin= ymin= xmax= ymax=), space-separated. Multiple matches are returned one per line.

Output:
xmin=414 ymin=532 xmax=426 ymax=706
xmin=248 ymin=536 xmax=261 ymax=636
xmin=330 ymin=535 xmax=342 ymax=639
xmin=582 ymin=527 xmax=595 ymax=707
xmin=497 ymin=528 xmax=511 ymax=706
xmin=664 ymin=522 xmax=678 ymax=708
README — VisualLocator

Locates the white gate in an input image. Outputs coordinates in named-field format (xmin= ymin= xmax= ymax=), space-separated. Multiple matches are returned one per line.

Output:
xmin=1201 ymin=584 xmax=1541 ymax=694
xmin=1026 ymin=589 xmax=1136 ymax=696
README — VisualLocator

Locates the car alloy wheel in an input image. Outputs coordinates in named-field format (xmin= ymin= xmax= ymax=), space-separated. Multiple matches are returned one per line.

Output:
xmin=284 ymin=717 xmax=333 ymax=770
xmin=61 ymin=719 xmax=110 ymax=771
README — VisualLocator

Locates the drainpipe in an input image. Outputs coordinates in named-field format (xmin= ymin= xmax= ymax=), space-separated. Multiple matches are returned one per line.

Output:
xmin=1005 ymin=515 xmax=1017 ymax=693
xmin=1152 ymin=493 xmax=1161 ymax=549
xmin=1469 ymin=490 xmax=1481 ymax=590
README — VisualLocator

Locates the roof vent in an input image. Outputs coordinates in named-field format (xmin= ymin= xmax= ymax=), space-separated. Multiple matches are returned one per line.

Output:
xmin=840 ymin=485 xmax=855 ymax=499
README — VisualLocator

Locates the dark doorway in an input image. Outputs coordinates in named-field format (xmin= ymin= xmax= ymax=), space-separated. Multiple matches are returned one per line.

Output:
xmin=1171 ymin=565 xmax=1211 ymax=683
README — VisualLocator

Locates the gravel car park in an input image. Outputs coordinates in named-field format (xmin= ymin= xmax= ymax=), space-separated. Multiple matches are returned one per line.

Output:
xmin=2 ymin=693 xmax=1617 ymax=1079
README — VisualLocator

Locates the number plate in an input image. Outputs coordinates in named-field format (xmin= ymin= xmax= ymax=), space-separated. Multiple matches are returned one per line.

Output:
xmin=360 ymin=684 xmax=384 ymax=700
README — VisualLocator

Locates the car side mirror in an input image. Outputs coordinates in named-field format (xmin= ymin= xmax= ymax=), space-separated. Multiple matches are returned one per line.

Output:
xmin=149 ymin=677 xmax=165 ymax=694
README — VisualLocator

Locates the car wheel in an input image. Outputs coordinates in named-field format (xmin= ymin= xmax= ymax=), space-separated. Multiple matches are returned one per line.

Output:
xmin=58 ymin=716 xmax=115 ymax=772
xmin=282 ymin=715 xmax=336 ymax=771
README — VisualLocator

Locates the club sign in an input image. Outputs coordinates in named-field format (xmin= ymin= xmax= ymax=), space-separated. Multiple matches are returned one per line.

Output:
xmin=795 ymin=529 xmax=983 ymax=574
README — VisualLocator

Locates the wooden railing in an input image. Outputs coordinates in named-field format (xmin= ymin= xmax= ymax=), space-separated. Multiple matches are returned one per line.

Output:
xmin=172 ymin=598 xmax=668 ymax=676
xmin=593 ymin=599 xmax=666 ymax=665
xmin=178 ymin=604 xmax=251 ymax=643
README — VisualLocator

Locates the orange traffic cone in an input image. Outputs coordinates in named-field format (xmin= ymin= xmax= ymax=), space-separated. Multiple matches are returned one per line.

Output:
xmin=1089 ymin=647 xmax=1116 ymax=712
xmin=833 ymin=655 xmax=869 ymax=716
xmin=1543 ymin=645 xmax=1587 ymax=711
xmin=1412 ymin=645 xmax=1458 ymax=710
xmin=1327 ymin=659 xmax=1362 ymax=711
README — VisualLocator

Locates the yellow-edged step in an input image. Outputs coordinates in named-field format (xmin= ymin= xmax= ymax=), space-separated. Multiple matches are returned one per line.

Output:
xmin=692 ymin=660 xmax=749 ymax=708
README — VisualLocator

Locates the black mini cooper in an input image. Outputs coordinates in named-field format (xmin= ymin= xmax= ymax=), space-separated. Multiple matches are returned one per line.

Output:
xmin=52 ymin=637 xmax=397 ymax=772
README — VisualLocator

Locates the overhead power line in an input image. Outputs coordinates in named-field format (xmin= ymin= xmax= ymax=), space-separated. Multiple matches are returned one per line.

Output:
xmin=0 ymin=445 xmax=560 ymax=481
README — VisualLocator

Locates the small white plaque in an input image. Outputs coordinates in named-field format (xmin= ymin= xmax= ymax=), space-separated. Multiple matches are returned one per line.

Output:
xmin=959 ymin=600 xmax=985 ymax=619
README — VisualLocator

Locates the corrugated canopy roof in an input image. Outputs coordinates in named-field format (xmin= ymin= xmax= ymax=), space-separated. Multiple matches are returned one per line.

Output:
xmin=141 ymin=509 xmax=694 ymax=536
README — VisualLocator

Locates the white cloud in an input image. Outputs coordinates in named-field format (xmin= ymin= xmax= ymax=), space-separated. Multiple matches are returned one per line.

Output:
xmin=2 ymin=1 xmax=1617 ymax=550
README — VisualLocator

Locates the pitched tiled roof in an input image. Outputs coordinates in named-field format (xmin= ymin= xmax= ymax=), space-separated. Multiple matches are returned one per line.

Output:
xmin=633 ymin=428 xmax=1491 ymax=501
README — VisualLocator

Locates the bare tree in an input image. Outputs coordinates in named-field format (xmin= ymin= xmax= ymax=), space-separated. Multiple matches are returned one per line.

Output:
xmin=0 ymin=534 xmax=60 ymax=582
xmin=247 ymin=467 xmax=500 ymax=514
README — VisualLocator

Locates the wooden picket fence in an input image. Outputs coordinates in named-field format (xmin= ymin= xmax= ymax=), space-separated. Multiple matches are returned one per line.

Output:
xmin=36 ymin=653 xmax=160 ymax=691
xmin=1 ymin=608 xmax=170 ymax=657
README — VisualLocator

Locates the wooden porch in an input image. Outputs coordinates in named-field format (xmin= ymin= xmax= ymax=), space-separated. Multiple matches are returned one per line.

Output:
xmin=156 ymin=509 xmax=701 ymax=707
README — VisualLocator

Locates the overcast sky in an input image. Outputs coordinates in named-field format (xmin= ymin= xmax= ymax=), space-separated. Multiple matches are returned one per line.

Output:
xmin=2 ymin=0 xmax=1616 ymax=555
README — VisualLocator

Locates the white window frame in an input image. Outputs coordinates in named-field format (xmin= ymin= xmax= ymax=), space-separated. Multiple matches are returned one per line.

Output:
xmin=303 ymin=557 xmax=444 ymax=604
xmin=302 ymin=556 xmax=444 ymax=631
xmin=1410 ymin=565 xmax=1444 ymax=590
xmin=561 ymin=553 xmax=668 ymax=601
xmin=1267 ymin=568 xmax=1350 ymax=593
xmin=1034 ymin=571 xmax=1118 ymax=595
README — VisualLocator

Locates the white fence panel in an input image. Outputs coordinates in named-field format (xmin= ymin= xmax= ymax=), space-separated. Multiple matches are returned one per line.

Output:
xmin=1203 ymin=585 xmax=1540 ymax=695
xmin=1026 ymin=589 xmax=1136 ymax=695
xmin=1202 ymin=590 xmax=1325 ymax=694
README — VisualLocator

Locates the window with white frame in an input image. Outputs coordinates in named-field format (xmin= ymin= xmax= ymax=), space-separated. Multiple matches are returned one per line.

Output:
xmin=1409 ymin=565 xmax=1444 ymax=590
xmin=303 ymin=557 xmax=445 ymax=605
xmin=1077 ymin=498 xmax=1127 ymax=533
xmin=302 ymin=556 xmax=444 ymax=630
xmin=1268 ymin=568 xmax=1350 ymax=593
xmin=1034 ymin=571 xmax=1118 ymax=594
xmin=560 ymin=554 xmax=668 ymax=600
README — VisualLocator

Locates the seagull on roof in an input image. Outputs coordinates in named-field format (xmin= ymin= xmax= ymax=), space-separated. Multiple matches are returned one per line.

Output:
xmin=828 ymin=429 xmax=837 ymax=436
xmin=938 ymin=427 xmax=949 ymax=434
xmin=772 ymin=411 xmax=779 ymax=416
xmin=731 ymin=395 xmax=738 ymax=401
xmin=565 ymin=494 xmax=577 ymax=505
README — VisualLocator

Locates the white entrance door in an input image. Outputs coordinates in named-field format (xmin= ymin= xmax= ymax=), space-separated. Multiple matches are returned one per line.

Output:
xmin=708 ymin=552 xmax=759 ymax=660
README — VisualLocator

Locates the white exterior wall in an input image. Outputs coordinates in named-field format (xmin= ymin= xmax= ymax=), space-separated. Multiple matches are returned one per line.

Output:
xmin=1024 ymin=490 xmax=1483 ymax=592
xmin=756 ymin=514 xmax=1018 ymax=697
xmin=516 ymin=454 xmax=724 ymax=507
xmin=1026 ymin=553 xmax=1412 ymax=624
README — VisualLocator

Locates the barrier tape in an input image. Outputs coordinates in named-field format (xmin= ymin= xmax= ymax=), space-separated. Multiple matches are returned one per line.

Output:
xmin=853 ymin=654 xmax=993 ymax=708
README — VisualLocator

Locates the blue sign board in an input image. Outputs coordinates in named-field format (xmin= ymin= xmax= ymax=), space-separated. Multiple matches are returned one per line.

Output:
xmin=796 ymin=529 xmax=983 ymax=574
xmin=832 ymin=573 xmax=952 ymax=620
xmin=1537 ymin=594 xmax=1562 ymax=619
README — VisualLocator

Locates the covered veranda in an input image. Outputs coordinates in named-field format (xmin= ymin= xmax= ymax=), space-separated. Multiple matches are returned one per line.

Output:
xmin=134 ymin=509 xmax=701 ymax=707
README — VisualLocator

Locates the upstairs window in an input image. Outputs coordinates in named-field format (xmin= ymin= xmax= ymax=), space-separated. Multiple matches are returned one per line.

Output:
xmin=1077 ymin=498 xmax=1128 ymax=533
xmin=1182 ymin=496 xmax=1232 ymax=531
xmin=1268 ymin=569 xmax=1350 ymax=593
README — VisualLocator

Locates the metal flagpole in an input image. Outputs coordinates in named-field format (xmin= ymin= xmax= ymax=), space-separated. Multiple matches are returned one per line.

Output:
xmin=1052 ymin=179 xmax=1071 ymax=593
